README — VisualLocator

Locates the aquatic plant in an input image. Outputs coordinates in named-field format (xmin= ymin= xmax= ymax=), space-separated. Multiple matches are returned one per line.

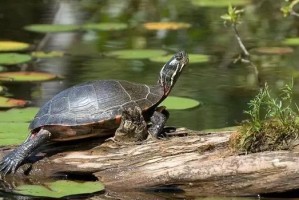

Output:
xmin=230 ymin=82 xmax=299 ymax=153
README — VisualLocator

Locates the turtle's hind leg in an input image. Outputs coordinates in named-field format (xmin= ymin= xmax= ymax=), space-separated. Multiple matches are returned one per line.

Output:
xmin=114 ymin=106 xmax=148 ymax=143
xmin=0 ymin=128 xmax=51 ymax=175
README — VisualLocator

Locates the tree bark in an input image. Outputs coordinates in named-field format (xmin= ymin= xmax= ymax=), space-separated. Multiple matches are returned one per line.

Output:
xmin=1 ymin=128 xmax=299 ymax=197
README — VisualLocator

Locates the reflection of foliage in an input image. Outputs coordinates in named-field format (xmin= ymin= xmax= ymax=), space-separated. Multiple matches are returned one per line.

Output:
xmin=230 ymin=82 xmax=299 ymax=153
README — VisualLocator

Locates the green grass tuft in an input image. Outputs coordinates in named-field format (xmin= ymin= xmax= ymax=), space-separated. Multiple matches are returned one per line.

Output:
xmin=230 ymin=82 xmax=299 ymax=153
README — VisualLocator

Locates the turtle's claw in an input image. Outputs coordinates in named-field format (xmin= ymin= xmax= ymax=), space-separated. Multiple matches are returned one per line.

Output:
xmin=0 ymin=151 xmax=22 ymax=176
xmin=0 ymin=129 xmax=51 ymax=177
xmin=0 ymin=158 xmax=9 ymax=174
xmin=0 ymin=163 xmax=6 ymax=172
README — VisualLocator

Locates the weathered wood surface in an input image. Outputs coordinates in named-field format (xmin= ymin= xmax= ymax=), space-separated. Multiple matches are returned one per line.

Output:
xmin=1 ymin=128 xmax=299 ymax=197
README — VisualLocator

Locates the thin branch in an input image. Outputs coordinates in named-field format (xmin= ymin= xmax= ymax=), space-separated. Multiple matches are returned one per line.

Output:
xmin=291 ymin=10 xmax=299 ymax=17
xmin=232 ymin=25 xmax=250 ymax=57
xmin=232 ymin=24 xmax=261 ymax=86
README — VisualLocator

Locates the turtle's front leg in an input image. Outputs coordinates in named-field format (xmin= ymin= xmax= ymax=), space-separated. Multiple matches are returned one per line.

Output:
xmin=148 ymin=107 xmax=169 ymax=138
xmin=114 ymin=106 xmax=148 ymax=142
xmin=0 ymin=129 xmax=51 ymax=175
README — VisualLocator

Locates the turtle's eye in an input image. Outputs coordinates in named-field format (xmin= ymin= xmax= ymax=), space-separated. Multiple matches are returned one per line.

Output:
xmin=175 ymin=53 xmax=183 ymax=61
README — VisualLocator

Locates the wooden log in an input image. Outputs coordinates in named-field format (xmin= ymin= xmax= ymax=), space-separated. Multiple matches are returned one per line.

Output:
xmin=1 ymin=128 xmax=299 ymax=197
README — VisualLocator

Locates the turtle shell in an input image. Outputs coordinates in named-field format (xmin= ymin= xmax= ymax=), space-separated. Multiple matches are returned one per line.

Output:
xmin=29 ymin=80 xmax=164 ymax=131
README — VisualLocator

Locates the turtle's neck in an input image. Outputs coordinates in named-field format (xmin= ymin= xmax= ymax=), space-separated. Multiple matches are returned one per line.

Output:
xmin=158 ymin=51 xmax=189 ymax=94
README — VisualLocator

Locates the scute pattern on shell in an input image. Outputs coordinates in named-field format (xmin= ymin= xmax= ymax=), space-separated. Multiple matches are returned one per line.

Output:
xmin=29 ymin=80 xmax=164 ymax=130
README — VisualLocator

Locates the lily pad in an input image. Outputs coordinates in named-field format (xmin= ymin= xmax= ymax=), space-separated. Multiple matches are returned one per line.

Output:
xmin=161 ymin=96 xmax=201 ymax=110
xmin=0 ymin=108 xmax=36 ymax=145
xmin=0 ymin=122 xmax=29 ymax=146
xmin=31 ymin=51 xmax=65 ymax=58
xmin=0 ymin=96 xmax=28 ymax=108
xmin=108 ymin=49 xmax=167 ymax=59
xmin=143 ymin=22 xmax=191 ymax=30
xmin=0 ymin=108 xmax=38 ymax=146
xmin=282 ymin=37 xmax=299 ymax=46
xmin=0 ymin=53 xmax=32 ymax=65
xmin=0 ymin=41 xmax=30 ymax=52
xmin=251 ymin=47 xmax=294 ymax=55
xmin=24 ymin=24 xmax=80 ymax=33
xmin=150 ymin=53 xmax=210 ymax=63
xmin=0 ymin=72 xmax=58 ymax=82
xmin=0 ymin=107 xmax=38 ymax=122
xmin=83 ymin=23 xmax=128 ymax=31
xmin=14 ymin=180 xmax=105 ymax=198
xmin=191 ymin=0 xmax=250 ymax=7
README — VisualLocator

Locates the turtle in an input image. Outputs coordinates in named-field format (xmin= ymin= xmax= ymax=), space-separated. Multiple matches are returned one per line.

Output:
xmin=0 ymin=50 xmax=189 ymax=175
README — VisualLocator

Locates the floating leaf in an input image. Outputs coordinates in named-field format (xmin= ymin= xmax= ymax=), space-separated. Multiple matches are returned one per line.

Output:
xmin=0 ymin=122 xmax=29 ymax=146
xmin=83 ymin=23 xmax=128 ymax=31
xmin=108 ymin=49 xmax=167 ymax=59
xmin=31 ymin=51 xmax=65 ymax=58
xmin=0 ymin=108 xmax=39 ymax=145
xmin=150 ymin=53 xmax=210 ymax=63
xmin=14 ymin=180 xmax=105 ymax=198
xmin=0 ymin=53 xmax=32 ymax=65
xmin=143 ymin=22 xmax=191 ymax=30
xmin=0 ymin=72 xmax=58 ymax=82
xmin=282 ymin=37 xmax=299 ymax=46
xmin=251 ymin=47 xmax=294 ymax=55
xmin=0 ymin=107 xmax=38 ymax=122
xmin=0 ymin=41 xmax=30 ymax=52
xmin=24 ymin=24 xmax=80 ymax=33
xmin=191 ymin=0 xmax=250 ymax=7
xmin=0 ymin=96 xmax=28 ymax=108
xmin=161 ymin=96 xmax=201 ymax=110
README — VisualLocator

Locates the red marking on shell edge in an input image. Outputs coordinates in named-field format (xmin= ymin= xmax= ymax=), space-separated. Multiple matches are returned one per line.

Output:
xmin=115 ymin=115 xmax=122 ymax=124
xmin=8 ymin=98 xmax=28 ymax=107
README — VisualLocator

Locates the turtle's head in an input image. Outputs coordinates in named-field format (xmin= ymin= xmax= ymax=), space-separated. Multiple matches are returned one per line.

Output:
xmin=158 ymin=51 xmax=189 ymax=95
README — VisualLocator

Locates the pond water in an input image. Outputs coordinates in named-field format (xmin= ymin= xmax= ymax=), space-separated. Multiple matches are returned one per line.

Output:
xmin=1 ymin=0 xmax=299 ymax=199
